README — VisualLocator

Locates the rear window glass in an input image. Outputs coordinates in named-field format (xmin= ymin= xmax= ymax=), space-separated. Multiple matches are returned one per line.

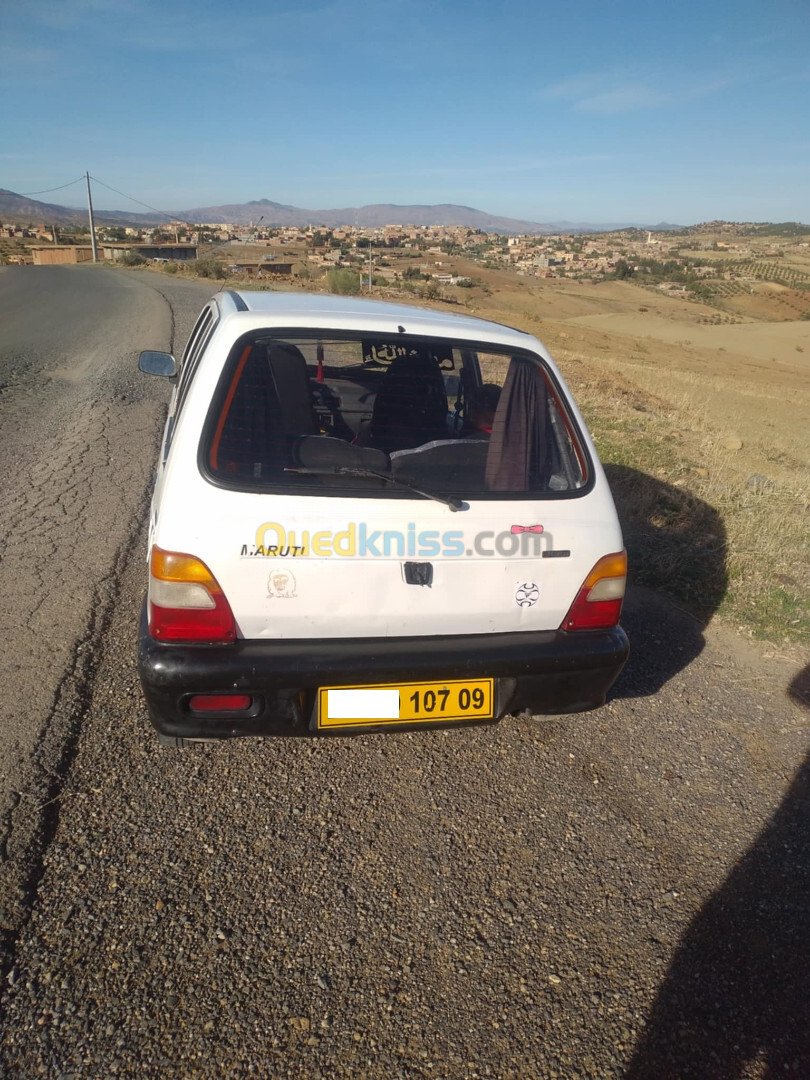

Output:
xmin=202 ymin=333 xmax=589 ymax=499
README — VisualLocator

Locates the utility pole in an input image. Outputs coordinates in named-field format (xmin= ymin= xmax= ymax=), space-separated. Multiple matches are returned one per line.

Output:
xmin=85 ymin=171 xmax=98 ymax=262
xmin=368 ymin=241 xmax=373 ymax=293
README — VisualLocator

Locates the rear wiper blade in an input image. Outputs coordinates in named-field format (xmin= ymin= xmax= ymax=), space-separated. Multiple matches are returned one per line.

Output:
xmin=285 ymin=465 xmax=463 ymax=511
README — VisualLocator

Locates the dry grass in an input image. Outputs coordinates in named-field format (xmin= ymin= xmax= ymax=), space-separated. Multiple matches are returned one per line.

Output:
xmin=557 ymin=348 xmax=810 ymax=645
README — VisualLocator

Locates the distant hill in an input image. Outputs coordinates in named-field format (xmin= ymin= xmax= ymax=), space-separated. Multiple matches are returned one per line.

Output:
xmin=173 ymin=199 xmax=669 ymax=234
xmin=0 ymin=187 xmax=679 ymax=234
xmin=0 ymin=189 xmax=164 ymax=227
xmin=183 ymin=199 xmax=566 ymax=233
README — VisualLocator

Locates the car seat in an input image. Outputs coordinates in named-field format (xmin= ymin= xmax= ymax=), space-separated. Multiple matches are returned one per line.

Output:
xmin=361 ymin=350 xmax=448 ymax=452
xmin=214 ymin=342 xmax=316 ymax=477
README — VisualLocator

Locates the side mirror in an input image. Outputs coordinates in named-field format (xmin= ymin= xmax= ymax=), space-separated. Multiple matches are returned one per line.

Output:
xmin=139 ymin=350 xmax=177 ymax=378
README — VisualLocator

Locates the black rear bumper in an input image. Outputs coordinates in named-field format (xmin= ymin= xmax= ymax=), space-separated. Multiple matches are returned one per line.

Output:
xmin=137 ymin=601 xmax=629 ymax=739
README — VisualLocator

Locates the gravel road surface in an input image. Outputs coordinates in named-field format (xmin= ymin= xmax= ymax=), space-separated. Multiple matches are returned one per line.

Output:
xmin=0 ymin=265 xmax=808 ymax=1079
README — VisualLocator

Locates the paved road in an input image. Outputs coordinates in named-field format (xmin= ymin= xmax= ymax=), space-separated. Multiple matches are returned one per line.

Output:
xmin=0 ymin=264 xmax=211 ymax=971
xmin=0 ymin=266 xmax=808 ymax=1079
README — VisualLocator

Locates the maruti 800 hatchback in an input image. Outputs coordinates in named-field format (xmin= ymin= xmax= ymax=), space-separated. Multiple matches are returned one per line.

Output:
xmin=138 ymin=292 xmax=628 ymax=745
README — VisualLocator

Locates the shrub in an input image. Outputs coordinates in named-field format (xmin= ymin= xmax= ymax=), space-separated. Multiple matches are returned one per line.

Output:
xmin=327 ymin=268 xmax=360 ymax=296
xmin=164 ymin=261 xmax=178 ymax=274
xmin=193 ymin=259 xmax=226 ymax=280
xmin=120 ymin=251 xmax=145 ymax=266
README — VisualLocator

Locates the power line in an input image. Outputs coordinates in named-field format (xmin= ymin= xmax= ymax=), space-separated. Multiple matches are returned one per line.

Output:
xmin=18 ymin=172 xmax=181 ymax=228
xmin=19 ymin=176 xmax=85 ymax=196
xmin=89 ymin=175 xmax=178 ymax=221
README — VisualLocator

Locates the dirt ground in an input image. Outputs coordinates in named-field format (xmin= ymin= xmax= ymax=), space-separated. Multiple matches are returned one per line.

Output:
xmin=454 ymin=265 xmax=810 ymax=471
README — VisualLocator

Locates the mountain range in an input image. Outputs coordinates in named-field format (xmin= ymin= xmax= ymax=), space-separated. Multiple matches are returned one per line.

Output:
xmin=0 ymin=188 xmax=678 ymax=235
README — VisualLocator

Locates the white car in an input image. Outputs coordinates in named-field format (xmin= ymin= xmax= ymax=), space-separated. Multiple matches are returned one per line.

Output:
xmin=138 ymin=291 xmax=628 ymax=745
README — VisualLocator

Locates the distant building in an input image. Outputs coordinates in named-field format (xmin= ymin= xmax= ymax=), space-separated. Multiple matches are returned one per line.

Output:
xmin=30 ymin=245 xmax=95 ymax=265
xmin=101 ymin=243 xmax=198 ymax=262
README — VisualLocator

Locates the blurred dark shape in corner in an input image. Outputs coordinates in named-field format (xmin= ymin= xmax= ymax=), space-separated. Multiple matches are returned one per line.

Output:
xmin=625 ymin=751 xmax=810 ymax=1079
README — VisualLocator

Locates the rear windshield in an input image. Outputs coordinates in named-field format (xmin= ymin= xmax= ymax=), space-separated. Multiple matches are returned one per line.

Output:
xmin=202 ymin=333 xmax=589 ymax=499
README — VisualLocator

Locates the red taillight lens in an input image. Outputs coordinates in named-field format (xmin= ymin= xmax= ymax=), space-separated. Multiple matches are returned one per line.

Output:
xmin=561 ymin=551 xmax=627 ymax=632
xmin=148 ymin=547 xmax=236 ymax=644
xmin=189 ymin=694 xmax=252 ymax=712
xmin=149 ymin=600 xmax=234 ymax=642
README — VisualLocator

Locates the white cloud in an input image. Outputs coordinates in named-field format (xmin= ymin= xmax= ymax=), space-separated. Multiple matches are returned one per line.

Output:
xmin=542 ymin=71 xmax=672 ymax=114
xmin=541 ymin=66 xmax=739 ymax=115
xmin=573 ymin=84 xmax=672 ymax=114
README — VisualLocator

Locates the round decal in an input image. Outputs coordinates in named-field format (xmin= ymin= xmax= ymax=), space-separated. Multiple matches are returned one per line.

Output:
xmin=515 ymin=582 xmax=540 ymax=608
xmin=267 ymin=569 xmax=297 ymax=598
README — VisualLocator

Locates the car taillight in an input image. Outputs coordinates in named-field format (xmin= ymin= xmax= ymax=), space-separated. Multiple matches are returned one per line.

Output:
xmin=148 ymin=547 xmax=236 ymax=644
xmin=561 ymin=551 xmax=627 ymax=631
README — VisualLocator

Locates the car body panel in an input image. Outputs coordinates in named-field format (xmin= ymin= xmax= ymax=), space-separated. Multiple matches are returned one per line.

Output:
xmin=151 ymin=478 xmax=622 ymax=639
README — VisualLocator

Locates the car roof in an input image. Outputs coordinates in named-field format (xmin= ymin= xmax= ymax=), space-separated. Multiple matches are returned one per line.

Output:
xmin=214 ymin=290 xmax=533 ymax=348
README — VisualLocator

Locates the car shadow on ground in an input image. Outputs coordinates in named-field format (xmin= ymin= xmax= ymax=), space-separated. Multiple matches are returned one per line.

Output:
xmin=603 ymin=464 xmax=728 ymax=700
xmin=624 ymin=749 xmax=810 ymax=1079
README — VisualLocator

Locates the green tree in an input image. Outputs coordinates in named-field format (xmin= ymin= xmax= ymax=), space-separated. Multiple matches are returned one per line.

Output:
xmin=613 ymin=259 xmax=634 ymax=280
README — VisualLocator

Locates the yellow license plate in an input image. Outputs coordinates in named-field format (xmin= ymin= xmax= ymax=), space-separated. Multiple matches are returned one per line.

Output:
xmin=317 ymin=679 xmax=494 ymax=729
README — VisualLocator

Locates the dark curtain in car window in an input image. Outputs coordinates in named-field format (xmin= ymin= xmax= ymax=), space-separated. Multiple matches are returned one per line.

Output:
xmin=484 ymin=358 xmax=550 ymax=491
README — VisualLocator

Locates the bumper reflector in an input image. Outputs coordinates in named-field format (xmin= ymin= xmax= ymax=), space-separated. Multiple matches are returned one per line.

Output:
xmin=189 ymin=694 xmax=252 ymax=712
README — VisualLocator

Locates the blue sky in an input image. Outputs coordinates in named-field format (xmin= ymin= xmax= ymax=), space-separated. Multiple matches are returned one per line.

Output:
xmin=2 ymin=0 xmax=809 ymax=225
